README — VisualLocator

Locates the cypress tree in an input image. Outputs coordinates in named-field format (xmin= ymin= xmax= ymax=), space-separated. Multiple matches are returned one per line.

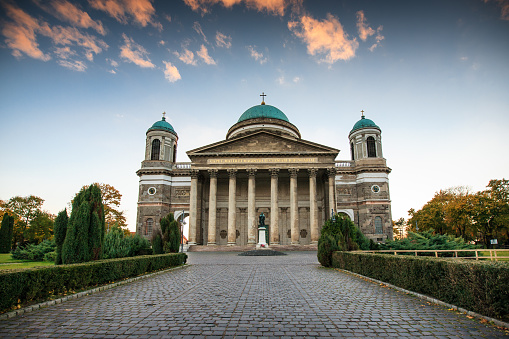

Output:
xmin=168 ymin=218 xmax=180 ymax=253
xmin=0 ymin=214 xmax=14 ymax=253
xmin=62 ymin=184 xmax=105 ymax=264
xmin=54 ymin=209 xmax=68 ymax=265
xmin=152 ymin=230 xmax=164 ymax=254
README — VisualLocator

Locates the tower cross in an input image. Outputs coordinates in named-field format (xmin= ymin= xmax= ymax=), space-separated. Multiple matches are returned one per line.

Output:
xmin=260 ymin=92 xmax=267 ymax=103
xmin=162 ymin=111 xmax=166 ymax=120
xmin=360 ymin=110 xmax=365 ymax=118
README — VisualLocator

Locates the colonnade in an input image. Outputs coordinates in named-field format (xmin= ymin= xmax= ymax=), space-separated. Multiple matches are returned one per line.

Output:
xmin=187 ymin=167 xmax=336 ymax=246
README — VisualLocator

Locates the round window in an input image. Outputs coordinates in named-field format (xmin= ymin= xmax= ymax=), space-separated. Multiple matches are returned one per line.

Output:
xmin=371 ymin=185 xmax=380 ymax=193
xmin=148 ymin=187 xmax=156 ymax=195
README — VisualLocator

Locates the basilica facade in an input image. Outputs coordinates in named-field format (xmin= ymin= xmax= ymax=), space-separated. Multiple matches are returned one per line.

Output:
xmin=136 ymin=99 xmax=392 ymax=247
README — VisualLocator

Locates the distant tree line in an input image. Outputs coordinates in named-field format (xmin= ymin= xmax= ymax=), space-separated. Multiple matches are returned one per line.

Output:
xmin=400 ymin=179 xmax=509 ymax=248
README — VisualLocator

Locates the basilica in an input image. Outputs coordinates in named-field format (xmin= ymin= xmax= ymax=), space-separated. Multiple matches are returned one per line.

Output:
xmin=136 ymin=98 xmax=392 ymax=248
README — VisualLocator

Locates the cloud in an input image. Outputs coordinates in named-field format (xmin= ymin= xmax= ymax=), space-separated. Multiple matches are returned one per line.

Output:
xmin=2 ymin=4 xmax=52 ymax=61
xmin=193 ymin=21 xmax=208 ymax=43
xmin=484 ymin=0 xmax=509 ymax=20
xmin=356 ymin=10 xmax=374 ymax=41
xmin=89 ymin=0 xmax=162 ymax=29
xmin=368 ymin=26 xmax=384 ymax=52
xmin=2 ymin=3 xmax=107 ymax=65
xmin=183 ymin=0 xmax=288 ymax=16
xmin=247 ymin=45 xmax=267 ymax=64
xmin=288 ymin=13 xmax=358 ymax=64
xmin=163 ymin=61 xmax=181 ymax=82
xmin=38 ymin=0 xmax=106 ymax=35
xmin=174 ymin=48 xmax=197 ymax=65
xmin=119 ymin=33 xmax=155 ymax=68
xmin=58 ymin=59 xmax=87 ymax=71
xmin=109 ymin=69 xmax=116 ymax=74
xmin=197 ymin=44 xmax=216 ymax=65
xmin=216 ymin=31 xmax=232 ymax=48
xmin=107 ymin=58 xmax=119 ymax=67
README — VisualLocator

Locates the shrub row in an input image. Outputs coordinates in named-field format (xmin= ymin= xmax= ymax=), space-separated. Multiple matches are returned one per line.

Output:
xmin=0 ymin=253 xmax=187 ymax=313
xmin=332 ymin=252 xmax=509 ymax=322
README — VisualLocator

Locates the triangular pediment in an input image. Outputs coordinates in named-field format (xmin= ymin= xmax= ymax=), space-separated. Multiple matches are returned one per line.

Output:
xmin=187 ymin=130 xmax=339 ymax=157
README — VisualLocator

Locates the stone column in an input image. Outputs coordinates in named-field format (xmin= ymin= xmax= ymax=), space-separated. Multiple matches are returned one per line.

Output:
xmin=247 ymin=168 xmax=257 ymax=244
xmin=270 ymin=168 xmax=280 ymax=244
xmin=227 ymin=169 xmax=237 ymax=246
xmin=309 ymin=168 xmax=319 ymax=244
xmin=188 ymin=169 xmax=199 ymax=245
xmin=289 ymin=168 xmax=299 ymax=245
xmin=328 ymin=168 xmax=336 ymax=217
xmin=207 ymin=169 xmax=218 ymax=246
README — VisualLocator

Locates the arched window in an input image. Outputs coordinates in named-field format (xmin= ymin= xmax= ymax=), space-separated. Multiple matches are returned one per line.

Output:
xmin=151 ymin=139 xmax=160 ymax=160
xmin=375 ymin=216 xmax=383 ymax=234
xmin=350 ymin=142 xmax=355 ymax=160
xmin=367 ymin=136 xmax=376 ymax=158
xmin=145 ymin=218 xmax=153 ymax=236
xmin=173 ymin=144 xmax=177 ymax=163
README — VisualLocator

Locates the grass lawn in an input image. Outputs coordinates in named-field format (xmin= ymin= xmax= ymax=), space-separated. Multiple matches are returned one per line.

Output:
xmin=0 ymin=253 xmax=54 ymax=270
xmin=478 ymin=250 xmax=509 ymax=261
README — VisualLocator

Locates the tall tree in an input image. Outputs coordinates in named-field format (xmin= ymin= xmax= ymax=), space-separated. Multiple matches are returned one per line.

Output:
xmin=6 ymin=195 xmax=44 ymax=247
xmin=54 ymin=209 xmax=68 ymax=265
xmin=62 ymin=184 xmax=105 ymax=264
xmin=26 ymin=211 xmax=54 ymax=244
xmin=81 ymin=183 xmax=127 ymax=230
xmin=0 ymin=214 xmax=15 ymax=253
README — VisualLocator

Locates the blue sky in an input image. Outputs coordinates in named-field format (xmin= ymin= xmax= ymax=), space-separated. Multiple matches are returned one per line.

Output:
xmin=1 ymin=0 xmax=508 ymax=231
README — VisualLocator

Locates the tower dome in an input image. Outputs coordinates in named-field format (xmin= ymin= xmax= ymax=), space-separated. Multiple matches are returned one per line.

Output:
xmin=147 ymin=114 xmax=177 ymax=136
xmin=350 ymin=115 xmax=380 ymax=135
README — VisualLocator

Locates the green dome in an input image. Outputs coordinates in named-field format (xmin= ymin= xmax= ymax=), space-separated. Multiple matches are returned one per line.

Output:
xmin=147 ymin=117 xmax=177 ymax=135
xmin=237 ymin=104 xmax=290 ymax=123
xmin=350 ymin=116 xmax=380 ymax=134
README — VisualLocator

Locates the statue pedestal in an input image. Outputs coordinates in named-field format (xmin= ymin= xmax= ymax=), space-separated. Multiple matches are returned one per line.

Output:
xmin=256 ymin=227 xmax=268 ymax=249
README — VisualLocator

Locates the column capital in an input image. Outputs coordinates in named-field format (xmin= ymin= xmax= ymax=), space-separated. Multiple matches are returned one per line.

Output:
xmin=327 ymin=167 xmax=336 ymax=177
xmin=270 ymin=168 xmax=280 ymax=177
xmin=308 ymin=168 xmax=317 ymax=177
xmin=208 ymin=169 xmax=218 ymax=178
xmin=227 ymin=169 xmax=237 ymax=178
xmin=289 ymin=168 xmax=299 ymax=178
xmin=246 ymin=168 xmax=257 ymax=177
xmin=190 ymin=169 xmax=200 ymax=179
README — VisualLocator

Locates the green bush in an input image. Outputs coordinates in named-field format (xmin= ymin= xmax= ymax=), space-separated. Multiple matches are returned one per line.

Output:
xmin=317 ymin=214 xmax=371 ymax=266
xmin=44 ymin=251 xmax=56 ymax=262
xmin=129 ymin=234 xmax=151 ymax=256
xmin=11 ymin=240 xmax=56 ymax=261
xmin=317 ymin=234 xmax=340 ymax=267
xmin=103 ymin=226 xmax=130 ymax=259
xmin=332 ymin=251 xmax=509 ymax=322
xmin=0 ymin=253 xmax=187 ymax=313
xmin=0 ymin=214 xmax=14 ymax=253
xmin=54 ymin=209 xmax=68 ymax=265
xmin=152 ymin=231 xmax=164 ymax=255
xmin=381 ymin=231 xmax=478 ymax=255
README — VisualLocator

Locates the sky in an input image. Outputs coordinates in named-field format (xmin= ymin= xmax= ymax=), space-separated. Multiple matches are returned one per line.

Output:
xmin=1 ymin=0 xmax=508 ymax=232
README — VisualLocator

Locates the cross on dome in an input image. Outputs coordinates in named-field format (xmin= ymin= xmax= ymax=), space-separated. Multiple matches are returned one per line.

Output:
xmin=361 ymin=110 xmax=365 ymax=119
xmin=260 ymin=92 xmax=267 ymax=105
xmin=162 ymin=111 xmax=166 ymax=120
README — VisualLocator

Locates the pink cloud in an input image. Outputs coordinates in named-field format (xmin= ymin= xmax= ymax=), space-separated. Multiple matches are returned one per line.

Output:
xmin=288 ymin=14 xmax=358 ymax=64
xmin=174 ymin=48 xmax=197 ymax=65
xmin=58 ymin=59 xmax=87 ymax=71
xmin=41 ymin=0 xmax=106 ymax=35
xmin=197 ymin=44 xmax=216 ymax=65
xmin=484 ymin=0 xmax=509 ymax=20
xmin=356 ymin=10 xmax=375 ymax=41
xmin=2 ymin=4 xmax=51 ymax=61
xmin=183 ymin=0 xmax=288 ymax=16
xmin=247 ymin=45 xmax=267 ymax=64
xmin=89 ymin=0 xmax=162 ymax=29
xmin=216 ymin=31 xmax=232 ymax=48
xmin=119 ymin=33 xmax=155 ymax=68
xmin=163 ymin=61 xmax=181 ymax=82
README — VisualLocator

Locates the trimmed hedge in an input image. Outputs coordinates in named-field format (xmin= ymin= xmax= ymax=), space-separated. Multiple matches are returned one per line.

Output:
xmin=0 ymin=253 xmax=187 ymax=313
xmin=332 ymin=252 xmax=509 ymax=321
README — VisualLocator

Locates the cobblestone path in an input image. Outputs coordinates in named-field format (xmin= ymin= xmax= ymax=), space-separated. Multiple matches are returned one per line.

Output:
xmin=1 ymin=252 xmax=507 ymax=338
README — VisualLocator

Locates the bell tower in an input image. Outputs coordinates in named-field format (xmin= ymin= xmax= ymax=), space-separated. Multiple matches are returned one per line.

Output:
xmin=348 ymin=110 xmax=383 ymax=161
xmin=136 ymin=113 xmax=179 ymax=239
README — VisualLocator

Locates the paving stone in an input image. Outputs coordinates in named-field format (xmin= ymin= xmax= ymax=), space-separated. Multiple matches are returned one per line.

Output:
xmin=0 ymin=252 xmax=508 ymax=338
